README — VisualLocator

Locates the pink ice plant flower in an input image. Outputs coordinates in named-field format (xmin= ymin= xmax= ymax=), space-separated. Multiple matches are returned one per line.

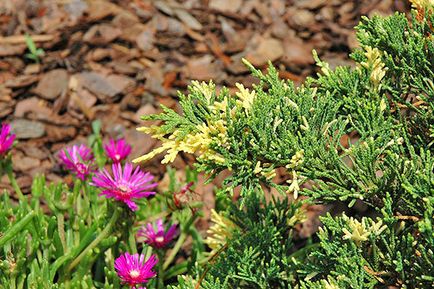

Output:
xmin=91 ymin=163 xmax=157 ymax=211
xmin=0 ymin=123 xmax=15 ymax=156
xmin=138 ymin=219 xmax=178 ymax=249
xmin=58 ymin=144 xmax=94 ymax=180
xmin=114 ymin=252 xmax=158 ymax=287
xmin=104 ymin=138 xmax=132 ymax=163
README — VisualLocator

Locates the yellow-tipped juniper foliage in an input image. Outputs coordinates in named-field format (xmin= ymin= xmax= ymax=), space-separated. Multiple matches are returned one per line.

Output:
xmin=205 ymin=209 xmax=238 ymax=254
xmin=143 ymin=4 xmax=434 ymax=289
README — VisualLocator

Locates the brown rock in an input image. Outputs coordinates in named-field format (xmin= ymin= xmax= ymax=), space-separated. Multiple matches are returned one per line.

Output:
xmin=86 ymin=48 xmax=111 ymax=62
xmin=253 ymin=2 xmax=272 ymax=25
xmin=209 ymin=0 xmax=242 ymax=13
xmin=271 ymin=18 xmax=291 ymax=39
xmin=83 ymin=24 xmax=122 ymax=45
xmin=135 ymin=104 xmax=157 ymax=123
xmin=86 ymin=0 xmax=121 ymax=21
xmin=64 ymin=0 xmax=88 ymax=20
xmin=29 ymin=160 xmax=54 ymax=177
xmin=45 ymin=124 xmax=77 ymax=142
xmin=16 ymin=175 xmax=33 ymax=191
xmin=319 ymin=6 xmax=335 ymax=22
xmin=112 ymin=10 xmax=140 ymax=29
xmin=110 ymin=61 xmax=138 ymax=75
xmin=13 ymin=97 xmax=79 ymax=126
xmin=174 ymin=8 xmax=202 ymax=31
xmin=68 ymin=87 xmax=97 ymax=111
xmin=23 ymin=146 xmax=48 ymax=160
xmin=4 ymin=75 xmax=39 ymax=88
xmin=15 ymin=97 xmax=52 ymax=118
xmin=186 ymin=55 xmax=222 ymax=81
xmin=124 ymin=128 xmax=157 ymax=162
xmin=227 ymin=55 xmax=250 ymax=75
xmin=33 ymin=69 xmax=69 ymax=100
xmin=76 ymin=72 xmax=135 ymax=100
xmin=0 ymin=71 xmax=14 ymax=84
xmin=245 ymin=37 xmax=284 ymax=67
xmin=136 ymin=30 xmax=155 ymax=52
xmin=347 ymin=30 xmax=359 ymax=50
xmin=119 ymin=23 xmax=148 ymax=43
xmin=295 ymin=0 xmax=327 ymax=10
xmin=23 ymin=64 xmax=41 ymax=75
xmin=288 ymin=9 xmax=316 ymax=30
xmin=281 ymin=37 xmax=314 ymax=67
xmin=0 ymin=102 xmax=13 ymax=118
xmin=12 ymin=155 xmax=41 ymax=172
xmin=46 ymin=173 xmax=63 ymax=184
xmin=0 ymin=44 xmax=26 ymax=57
xmin=144 ymin=66 xmax=167 ymax=96
xmin=166 ymin=18 xmax=187 ymax=37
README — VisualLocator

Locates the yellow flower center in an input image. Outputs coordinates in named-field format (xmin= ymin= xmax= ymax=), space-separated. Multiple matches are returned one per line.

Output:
xmin=129 ymin=269 xmax=140 ymax=278
xmin=118 ymin=185 xmax=130 ymax=194
xmin=155 ymin=236 xmax=165 ymax=243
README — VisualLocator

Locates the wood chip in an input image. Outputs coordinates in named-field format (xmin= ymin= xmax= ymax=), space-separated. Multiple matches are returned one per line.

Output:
xmin=0 ymin=34 xmax=54 ymax=44
xmin=76 ymin=72 xmax=135 ymax=99
xmin=174 ymin=8 xmax=203 ymax=30
xmin=209 ymin=0 xmax=242 ymax=13
xmin=245 ymin=37 xmax=284 ymax=67
xmin=11 ymin=119 xmax=46 ymax=139
xmin=33 ymin=69 xmax=69 ymax=100
xmin=0 ymin=44 xmax=26 ymax=56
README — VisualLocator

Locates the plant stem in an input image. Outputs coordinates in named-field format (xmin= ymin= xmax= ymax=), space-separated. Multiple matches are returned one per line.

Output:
xmin=81 ymin=181 xmax=91 ymax=224
xmin=57 ymin=213 xmax=67 ymax=254
xmin=6 ymin=161 xmax=25 ymax=202
xmin=64 ymin=279 xmax=70 ymax=289
xmin=157 ymin=250 xmax=165 ymax=289
xmin=145 ymin=245 xmax=153 ymax=260
xmin=128 ymin=225 xmax=137 ymax=254
xmin=287 ymin=242 xmax=320 ymax=262
xmin=163 ymin=261 xmax=189 ymax=279
xmin=67 ymin=208 xmax=120 ymax=272
xmin=163 ymin=212 xmax=200 ymax=270
xmin=163 ymin=232 xmax=187 ymax=270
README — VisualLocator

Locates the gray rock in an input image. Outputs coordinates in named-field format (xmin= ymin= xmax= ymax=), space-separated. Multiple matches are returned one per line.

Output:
xmin=10 ymin=119 xmax=45 ymax=139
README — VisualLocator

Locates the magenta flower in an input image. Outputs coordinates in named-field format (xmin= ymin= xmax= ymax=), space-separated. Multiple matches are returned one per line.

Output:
xmin=114 ymin=253 xmax=158 ymax=287
xmin=58 ymin=144 xmax=94 ymax=180
xmin=104 ymin=138 xmax=132 ymax=163
xmin=0 ymin=123 xmax=15 ymax=156
xmin=138 ymin=219 xmax=178 ymax=249
xmin=91 ymin=163 xmax=157 ymax=211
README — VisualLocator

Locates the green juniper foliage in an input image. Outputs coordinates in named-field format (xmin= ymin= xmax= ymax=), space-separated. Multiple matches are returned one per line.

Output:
xmin=136 ymin=3 xmax=434 ymax=289
xmin=203 ymin=196 xmax=303 ymax=288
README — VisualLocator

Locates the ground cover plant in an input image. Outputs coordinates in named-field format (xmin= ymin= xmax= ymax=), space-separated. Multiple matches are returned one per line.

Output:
xmin=0 ymin=1 xmax=433 ymax=288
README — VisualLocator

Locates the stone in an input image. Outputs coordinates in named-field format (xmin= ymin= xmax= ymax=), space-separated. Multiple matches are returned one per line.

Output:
xmin=10 ymin=119 xmax=45 ymax=139
xmin=245 ymin=37 xmax=284 ymax=66
xmin=209 ymin=0 xmax=242 ymax=13
xmin=33 ymin=69 xmax=69 ymax=100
